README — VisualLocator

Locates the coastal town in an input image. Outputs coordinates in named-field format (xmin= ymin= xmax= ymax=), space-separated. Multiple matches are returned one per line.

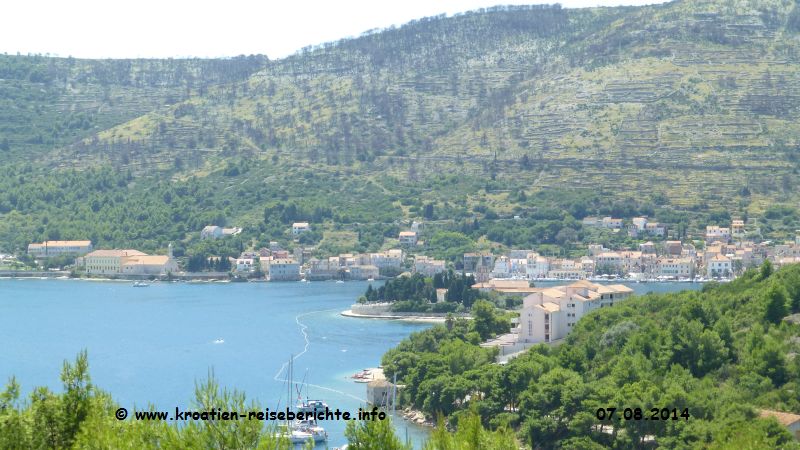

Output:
xmin=8 ymin=217 xmax=800 ymax=284
xmin=6 ymin=1 xmax=800 ymax=448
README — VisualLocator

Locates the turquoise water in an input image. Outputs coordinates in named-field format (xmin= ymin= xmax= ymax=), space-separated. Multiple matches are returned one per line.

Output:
xmin=0 ymin=278 xmax=702 ymax=447
xmin=0 ymin=279 xmax=430 ymax=448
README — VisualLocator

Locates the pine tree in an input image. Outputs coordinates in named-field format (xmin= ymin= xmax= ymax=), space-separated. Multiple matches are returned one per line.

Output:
xmin=764 ymin=284 xmax=788 ymax=324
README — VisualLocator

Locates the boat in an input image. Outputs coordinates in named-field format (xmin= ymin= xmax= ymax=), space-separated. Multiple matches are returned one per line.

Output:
xmin=297 ymin=399 xmax=329 ymax=415
xmin=133 ymin=281 xmax=149 ymax=287
xmin=279 ymin=355 xmax=328 ymax=444
xmin=213 ymin=339 xmax=224 ymax=344
xmin=291 ymin=420 xmax=328 ymax=443
xmin=335 ymin=280 xmax=344 ymax=283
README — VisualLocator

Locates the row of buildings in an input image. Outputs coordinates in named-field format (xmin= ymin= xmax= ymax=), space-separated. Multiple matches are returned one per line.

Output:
xmin=582 ymin=216 xmax=667 ymax=238
xmin=27 ymin=240 xmax=178 ymax=276
xmin=484 ymin=231 xmax=800 ymax=281
xmin=232 ymin=248 xmax=407 ymax=281
xmin=582 ymin=216 xmax=753 ymax=242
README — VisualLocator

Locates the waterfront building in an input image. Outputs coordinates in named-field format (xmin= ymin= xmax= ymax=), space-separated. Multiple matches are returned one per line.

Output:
xmin=268 ymin=258 xmax=301 ymax=281
xmin=366 ymin=380 xmax=395 ymax=407
xmin=707 ymin=254 xmax=732 ymax=278
xmin=547 ymin=259 xmax=586 ymax=279
xmin=235 ymin=258 xmax=254 ymax=273
xmin=28 ymin=240 xmax=93 ymax=258
xmin=656 ymin=257 xmax=695 ymax=278
xmin=122 ymin=255 xmax=179 ymax=276
xmin=517 ymin=281 xmax=633 ymax=344
xmin=525 ymin=253 xmax=550 ymax=279
xmin=306 ymin=258 xmax=340 ymax=280
xmin=369 ymin=249 xmax=404 ymax=269
xmin=348 ymin=265 xmax=379 ymax=280
xmin=84 ymin=247 xmax=177 ymax=276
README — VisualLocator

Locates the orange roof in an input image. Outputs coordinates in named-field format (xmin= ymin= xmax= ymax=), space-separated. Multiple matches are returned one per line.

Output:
xmin=759 ymin=409 xmax=800 ymax=427
xmin=30 ymin=240 xmax=92 ymax=247
xmin=86 ymin=249 xmax=147 ymax=257
xmin=123 ymin=255 xmax=171 ymax=265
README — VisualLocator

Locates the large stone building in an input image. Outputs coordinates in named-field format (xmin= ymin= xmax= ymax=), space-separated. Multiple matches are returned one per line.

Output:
xmin=267 ymin=258 xmax=301 ymax=281
xmin=84 ymin=246 xmax=178 ymax=276
xmin=517 ymin=281 xmax=633 ymax=344
xmin=656 ymin=257 xmax=695 ymax=278
xmin=28 ymin=240 xmax=93 ymax=258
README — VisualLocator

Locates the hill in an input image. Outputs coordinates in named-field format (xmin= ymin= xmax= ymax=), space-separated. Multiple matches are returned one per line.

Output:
xmin=1 ymin=0 xmax=800 ymax=257
xmin=382 ymin=263 xmax=800 ymax=448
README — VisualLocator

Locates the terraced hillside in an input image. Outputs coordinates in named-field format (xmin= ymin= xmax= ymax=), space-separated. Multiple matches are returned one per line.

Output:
xmin=0 ymin=55 xmax=267 ymax=160
xmin=1 ymin=0 xmax=800 ymax=254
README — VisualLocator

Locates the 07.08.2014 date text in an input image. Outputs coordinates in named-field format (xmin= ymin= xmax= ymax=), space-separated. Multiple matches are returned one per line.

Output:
xmin=596 ymin=407 xmax=690 ymax=421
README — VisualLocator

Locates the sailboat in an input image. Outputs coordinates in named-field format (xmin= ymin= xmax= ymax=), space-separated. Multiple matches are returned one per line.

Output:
xmin=281 ymin=355 xmax=328 ymax=445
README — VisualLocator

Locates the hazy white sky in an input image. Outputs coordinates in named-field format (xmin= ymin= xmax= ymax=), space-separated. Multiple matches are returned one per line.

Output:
xmin=2 ymin=0 xmax=667 ymax=60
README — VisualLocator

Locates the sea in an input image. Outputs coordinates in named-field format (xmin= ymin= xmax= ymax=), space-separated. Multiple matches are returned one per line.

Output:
xmin=0 ymin=278 xmax=703 ymax=448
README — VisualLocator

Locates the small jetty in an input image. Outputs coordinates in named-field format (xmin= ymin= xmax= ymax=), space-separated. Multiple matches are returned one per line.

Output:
xmin=350 ymin=367 xmax=384 ymax=383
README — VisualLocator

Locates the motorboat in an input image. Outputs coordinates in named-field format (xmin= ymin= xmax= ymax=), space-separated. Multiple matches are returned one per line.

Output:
xmin=293 ymin=420 xmax=328 ymax=442
xmin=133 ymin=281 xmax=149 ymax=287
xmin=297 ymin=399 xmax=329 ymax=415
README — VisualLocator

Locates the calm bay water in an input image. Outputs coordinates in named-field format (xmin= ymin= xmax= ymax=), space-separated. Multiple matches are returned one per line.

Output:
xmin=0 ymin=278 xmax=702 ymax=447
xmin=0 ymin=279 xmax=430 ymax=447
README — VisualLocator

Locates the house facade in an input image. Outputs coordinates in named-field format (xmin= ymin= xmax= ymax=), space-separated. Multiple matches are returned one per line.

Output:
xmin=268 ymin=258 xmax=301 ymax=281
xmin=398 ymin=231 xmax=418 ymax=246
xmin=84 ymin=249 xmax=176 ymax=276
xmin=28 ymin=240 xmax=93 ymax=258
xmin=292 ymin=222 xmax=310 ymax=235
xmin=517 ymin=281 xmax=633 ymax=344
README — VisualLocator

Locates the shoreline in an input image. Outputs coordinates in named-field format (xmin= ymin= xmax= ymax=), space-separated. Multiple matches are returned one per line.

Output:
xmin=341 ymin=309 xmax=449 ymax=323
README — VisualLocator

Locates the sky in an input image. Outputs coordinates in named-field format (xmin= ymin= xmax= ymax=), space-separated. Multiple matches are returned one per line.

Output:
xmin=2 ymin=0 xmax=668 ymax=60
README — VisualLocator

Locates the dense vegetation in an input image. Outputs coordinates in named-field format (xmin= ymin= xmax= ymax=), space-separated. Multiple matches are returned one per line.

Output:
xmin=4 ymin=0 xmax=800 ymax=258
xmin=381 ymin=262 xmax=800 ymax=448
xmin=360 ymin=271 xmax=486 ymax=312
xmin=0 ymin=351 xmax=515 ymax=449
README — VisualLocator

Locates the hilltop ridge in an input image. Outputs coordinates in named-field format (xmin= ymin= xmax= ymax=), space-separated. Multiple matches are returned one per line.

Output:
xmin=1 ymin=0 xmax=799 ymax=253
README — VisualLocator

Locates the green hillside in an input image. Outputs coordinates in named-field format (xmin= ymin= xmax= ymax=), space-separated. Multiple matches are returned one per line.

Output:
xmin=2 ymin=0 xmax=800 ymax=256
